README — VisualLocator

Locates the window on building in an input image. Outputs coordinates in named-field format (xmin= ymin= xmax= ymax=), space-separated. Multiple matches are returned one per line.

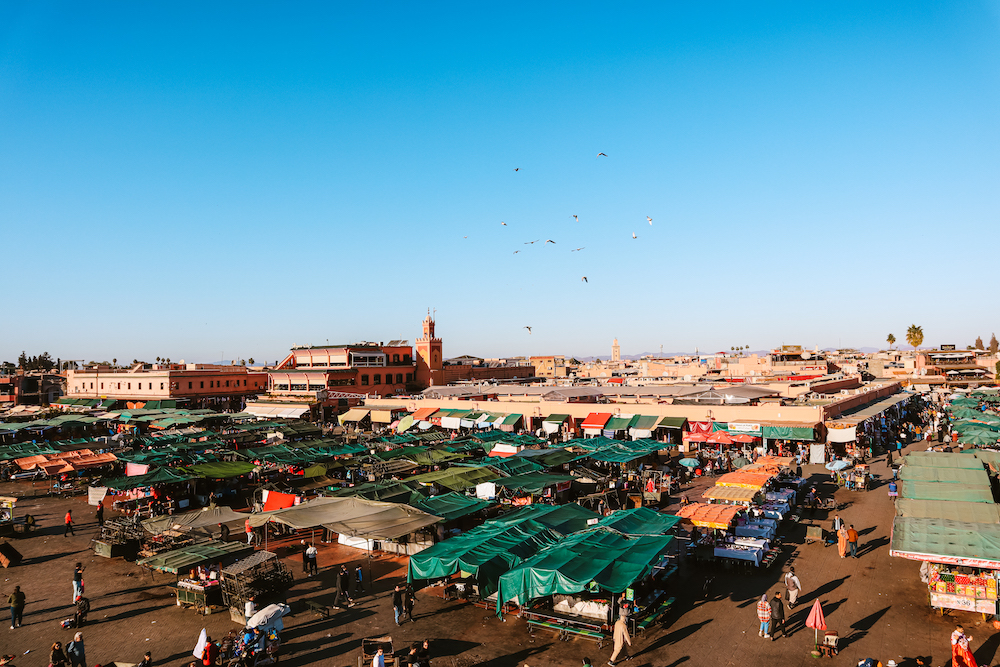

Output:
xmin=160 ymin=383 xmax=164 ymax=390
xmin=127 ymin=383 xmax=131 ymax=390
xmin=100 ymin=383 xmax=103 ymax=390
xmin=393 ymin=354 xmax=400 ymax=363
xmin=90 ymin=382 xmax=93 ymax=389
xmin=253 ymin=382 xmax=258 ymax=387
xmin=405 ymin=373 xmax=413 ymax=382
xmin=200 ymin=381 xmax=204 ymax=388
xmin=149 ymin=383 xmax=153 ymax=390
xmin=117 ymin=383 xmax=121 ymax=389
xmin=226 ymin=380 xmax=230 ymax=387
xmin=373 ymin=374 xmax=381 ymax=385
xmin=211 ymin=381 xmax=214 ymax=388
xmin=361 ymin=375 xmax=369 ymax=386
xmin=244 ymin=380 xmax=247 ymax=386
xmin=188 ymin=382 xmax=192 ymax=389
xmin=396 ymin=373 xmax=403 ymax=384
xmin=404 ymin=354 xmax=411 ymax=364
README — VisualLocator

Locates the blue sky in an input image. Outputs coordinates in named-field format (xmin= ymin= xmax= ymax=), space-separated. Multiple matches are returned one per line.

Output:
xmin=2 ymin=2 xmax=999 ymax=363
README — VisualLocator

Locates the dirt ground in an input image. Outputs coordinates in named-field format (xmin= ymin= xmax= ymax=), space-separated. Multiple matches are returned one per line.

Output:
xmin=0 ymin=440 xmax=993 ymax=667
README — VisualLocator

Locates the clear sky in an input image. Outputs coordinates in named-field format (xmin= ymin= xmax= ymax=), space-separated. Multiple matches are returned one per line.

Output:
xmin=2 ymin=1 xmax=999 ymax=364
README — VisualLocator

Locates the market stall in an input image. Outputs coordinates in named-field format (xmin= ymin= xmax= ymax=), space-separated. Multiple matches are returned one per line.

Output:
xmin=221 ymin=551 xmax=294 ymax=624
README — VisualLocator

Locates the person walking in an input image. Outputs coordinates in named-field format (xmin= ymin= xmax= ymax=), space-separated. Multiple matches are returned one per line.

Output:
xmin=72 ymin=563 xmax=84 ymax=603
xmin=50 ymin=641 xmax=68 ymax=667
xmin=95 ymin=503 xmax=104 ymax=528
xmin=64 ymin=510 xmax=75 ymax=537
xmin=392 ymin=584 xmax=404 ymax=626
xmin=403 ymin=582 xmax=416 ymax=623
xmin=7 ymin=585 xmax=25 ymax=629
xmin=847 ymin=525 xmax=860 ymax=558
xmin=951 ymin=624 xmax=978 ymax=667
xmin=355 ymin=564 xmax=366 ymax=594
xmin=608 ymin=616 xmax=631 ymax=666
xmin=66 ymin=632 xmax=86 ymax=667
xmin=769 ymin=592 xmax=785 ymax=640
xmin=245 ymin=518 xmax=254 ymax=545
xmin=756 ymin=593 xmax=771 ymax=638
xmin=300 ymin=541 xmax=310 ymax=574
xmin=137 ymin=651 xmax=152 ymax=667
xmin=73 ymin=595 xmax=90 ymax=628
xmin=306 ymin=543 xmax=318 ymax=576
xmin=837 ymin=524 xmax=849 ymax=559
xmin=832 ymin=514 xmax=843 ymax=532
xmin=218 ymin=522 xmax=230 ymax=542
xmin=784 ymin=567 xmax=801 ymax=608
xmin=334 ymin=565 xmax=353 ymax=608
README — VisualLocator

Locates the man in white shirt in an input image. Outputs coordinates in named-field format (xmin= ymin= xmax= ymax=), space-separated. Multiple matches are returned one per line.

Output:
xmin=306 ymin=544 xmax=318 ymax=576
xmin=783 ymin=568 xmax=802 ymax=608
xmin=244 ymin=596 xmax=257 ymax=621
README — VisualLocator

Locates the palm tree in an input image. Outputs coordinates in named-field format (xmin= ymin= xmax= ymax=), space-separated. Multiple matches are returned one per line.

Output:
xmin=887 ymin=334 xmax=896 ymax=350
xmin=248 ymin=358 xmax=255 ymax=365
xmin=112 ymin=358 xmax=117 ymax=367
xmin=906 ymin=325 xmax=924 ymax=351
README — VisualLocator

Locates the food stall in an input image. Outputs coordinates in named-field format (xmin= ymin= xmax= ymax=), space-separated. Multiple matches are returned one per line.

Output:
xmin=136 ymin=539 xmax=255 ymax=614
xmin=221 ymin=551 xmax=294 ymax=624
xmin=890 ymin=516 xmax=1000 ymax=616
xmin=674 ymin=502 xmax=777 ymax=567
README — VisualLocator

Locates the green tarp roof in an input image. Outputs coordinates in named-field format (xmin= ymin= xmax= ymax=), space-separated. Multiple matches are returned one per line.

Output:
xmin=593 ymin=507 xmax=682 ymax=536
xmin=543 ymin=414 xmax=570 ymax=424
xmin=898 ymin=480 xmax=994 ymax=503
xmin=895 ymin=498 xmax=1000 ymax=524
xmin=898 ymin=466 xmax=990 ymax=485
xmin=630 ymin=415 xmax=661 ymax=430
xmin=500 ymin=414 xmax=523 ymax=426
xmin=890 ymin=517 xmax=1000 ymax=567
xmin=328 ymin=480 xmax=424 ymax=504
xmin=588 ymin=439 xmax=665 ymax=463
xmin=604 ymin=416 xmax=636 ymax=431
xmin=528 ymin=449 xmax=584 ymax=467
xmin=136 ymin=539 xmax=254 ymax=574
xmin=492 ymin=503 xmax=600 ymax=535
xmin=187 ymin=461 xmax=258 ymax=479
xmin=407 ymin=518 xmax=565 ymax=595
xmin=98 ymin=467 xmax=200 ymax=491
xmin=409 ymin=492 xmax=492 ymax=522
xmin=657 ymin=416 xmax=687 ymax=429
xmin=901 ymin=452 xmax=986 ymax=469
xmin=481 ymin=456 xmax=545 ymax=476
xmin=498 ymin=528 xmax=674 ymax=610
xmin=493 ymin=473 xmax=576 ymax=494
xmin=408 ymin=465 xmax=501 ymax=491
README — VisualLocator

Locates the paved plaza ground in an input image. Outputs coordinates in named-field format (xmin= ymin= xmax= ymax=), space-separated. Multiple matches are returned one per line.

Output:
xmin=1 ymin=440 xmax=993 ymax=667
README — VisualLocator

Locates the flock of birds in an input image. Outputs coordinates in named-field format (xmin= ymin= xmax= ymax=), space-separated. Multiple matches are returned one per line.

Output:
xmin=468 ymin=153 xmax=658 ymax=334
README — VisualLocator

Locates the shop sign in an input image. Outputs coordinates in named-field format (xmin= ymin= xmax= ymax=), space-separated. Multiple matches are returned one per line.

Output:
xmin=729 ymin=422 xmax=761 ymax=434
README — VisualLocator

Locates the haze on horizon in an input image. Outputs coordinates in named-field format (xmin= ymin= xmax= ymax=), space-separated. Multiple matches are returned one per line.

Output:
xmin=2 ymin=1 xmax=999 ymax=365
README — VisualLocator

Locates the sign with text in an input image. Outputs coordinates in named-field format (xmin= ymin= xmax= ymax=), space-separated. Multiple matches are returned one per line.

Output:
xmin=728 ymin=422 xmax=761 ymax=434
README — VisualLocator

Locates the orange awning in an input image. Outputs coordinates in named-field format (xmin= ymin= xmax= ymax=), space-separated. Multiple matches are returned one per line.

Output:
xmin=581 ymin=412 xmax=613 ymax=429
xmin=714 ymin=471 xmax=775 ymax=490
xmin=411 ymin=407 xmax=438 ymax=421
xmin=673 ymin=503 xmax=744 ymax=529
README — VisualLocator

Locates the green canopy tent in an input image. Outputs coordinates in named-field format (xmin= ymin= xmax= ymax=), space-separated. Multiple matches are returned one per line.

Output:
xmin=135 ymin=539 xmax=254 ymax=574
xmin=491 ymin=503 xmax=600 ymax=535
xmin=480 ymin=456 xmax=545 ymax=476
xmin=898 ymin=480 xmax=994 ymax=504
xmin=959 ymin=432 xmax=1000 ymax=446
xmin=408 ymin=465 xmax=501 ymax=491
xmin=497 ymin=528 xmax=674 ymax=613
xmin=592 ymin=507 xmax=682 ymax=536
xmin=328 ymin=480 xmax=425 ymax=505
xmin=187 ymin=461 xmax=258 ymax=479
xmin=409 ymin=492 xmax=492 ymax=522
xmin=407 ymin=518 xmax=564 ymax=596
xmin=901 ymin=452 xmax=986 ymax=470
xmin=898 ymin=466 xmax=990 ymax=485
xmin=895 ymin=498 xmax=1000 ymax=524
xmin=890 ymin=517 xmax=1000 ymax=568
xmin=493 ymin=473 xmax=577 ymax=495
xmin=98 ymin=467 xmax=201 ymax=491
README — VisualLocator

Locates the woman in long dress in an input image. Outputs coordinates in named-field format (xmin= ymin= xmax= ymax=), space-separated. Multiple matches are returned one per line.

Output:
xmin=952 ymin=625 xmax=978 ymax=667
xmin=837 ymin=525 xmax=849 ymax=559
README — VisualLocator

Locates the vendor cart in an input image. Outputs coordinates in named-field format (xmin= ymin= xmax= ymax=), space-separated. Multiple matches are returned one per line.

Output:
xmin=175 ymin=579 xmax=224 ymax=614
xmin=359 ymin=635 xmax=397 ymax=667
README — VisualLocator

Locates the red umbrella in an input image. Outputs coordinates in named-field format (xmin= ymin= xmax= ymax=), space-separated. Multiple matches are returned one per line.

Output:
xmin=685 ymin=433 xmax=709 ymax=442
xmin=732 ymin=433 xmax=758 ymax=443
xmin=805 ymin=599 xmax=827 ymax=647
xmin=707 ymin=431 xmax=734 ymax=445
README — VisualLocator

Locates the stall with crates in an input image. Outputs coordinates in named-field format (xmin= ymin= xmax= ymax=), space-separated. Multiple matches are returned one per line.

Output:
xmin=221 ymin=551 xmax=293 ymax=624
xmin=927 ymin=563 xmax=998 ymax=615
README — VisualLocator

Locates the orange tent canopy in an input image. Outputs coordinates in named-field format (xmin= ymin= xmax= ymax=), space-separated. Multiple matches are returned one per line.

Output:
xmin=673 ymin=502 xmax=744 ymax=529
xmin=714 ymin=471 xmax=775 ymax=490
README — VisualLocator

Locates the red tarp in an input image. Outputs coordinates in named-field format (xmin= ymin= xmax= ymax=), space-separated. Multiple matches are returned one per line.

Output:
xmin=581 ymin=413 xmax=614 ymax=430
xmin=262 ymin=491 xmax=298 ymax=511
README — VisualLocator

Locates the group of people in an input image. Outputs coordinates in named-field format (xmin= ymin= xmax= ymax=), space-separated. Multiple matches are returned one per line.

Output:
xmin=833 ymin=515 xmax=862 ymax=559
xmin=391 ymin=583 xmax=418 ymax=625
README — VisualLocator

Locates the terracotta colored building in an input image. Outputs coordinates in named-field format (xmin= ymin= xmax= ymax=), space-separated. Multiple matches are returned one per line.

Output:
xmin=272 ymin=342 xmax=417 ymax=397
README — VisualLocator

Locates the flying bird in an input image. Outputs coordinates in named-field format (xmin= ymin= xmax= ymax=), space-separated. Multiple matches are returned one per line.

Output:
xmin=581 ymin=276 xmax=588 ymax=283
xmin=571 ymin=214 xmax=579 ymax=222
xmin=545 ymin=239 xmax=556 ymax=244
xmin=513 ymin=167 xmax=520 ymax=172
xmin=632 ymin=232 xmax=637 ymax=239
xmin=501 ymin=221 xmax=507 ymax=226
xmin=524 ymin=239 xmax=540 ymax=244
xmin=647 ymin=216 xmax=653 ymax=225
xmin=571 ymin=247 xmax=585 ymax=252
xmin=524 ymin=326 xmax=532 ymax=334
xmin=463 ymin=236 xmax=468 ymax=239
xmin=513 ymin=250 xmax=520 ymax=254
xmin=597 ymin=153 xmax=608 ymax=158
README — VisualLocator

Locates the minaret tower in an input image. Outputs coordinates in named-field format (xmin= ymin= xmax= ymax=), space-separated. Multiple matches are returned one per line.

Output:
xmin=612 ymin=338 xmax=621 ymax=363
xmin=415 ymin=309 xmax=443 ymax=387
